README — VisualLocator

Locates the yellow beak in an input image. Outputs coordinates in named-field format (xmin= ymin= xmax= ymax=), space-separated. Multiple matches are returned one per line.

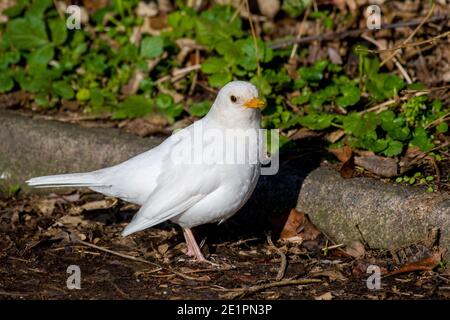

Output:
xmin=243 ymin=97 xmax=265 ymax=109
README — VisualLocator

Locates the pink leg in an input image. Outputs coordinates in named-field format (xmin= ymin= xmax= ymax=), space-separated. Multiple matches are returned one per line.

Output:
xmin=182 ymin=228 xmax=206 ymax=262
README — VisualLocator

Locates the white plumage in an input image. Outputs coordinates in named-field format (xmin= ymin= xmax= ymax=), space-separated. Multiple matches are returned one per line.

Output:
xmin=27 ymin=81 xmax=264 ymax=262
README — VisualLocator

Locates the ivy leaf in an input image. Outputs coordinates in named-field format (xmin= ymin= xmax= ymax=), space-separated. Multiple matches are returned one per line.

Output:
xmin=0 ymin=50 xmax=21 ymax=69
xmin=298 ymin=113 xmax=335 ymax=130
xmin=28 ymin=0 xmax=53 ymax=17
xmin=436 ymin=122 xmax=448 ymax=133
xmin=49 ymin=19 xmax=68 ymax=46
xmin=382 ymin=139 xmax=403 ymax=157
xmin=0 ymin=73 xmax=14 ymax=93
xmin=237 ymin=38 xmax=273 ymax=71
xmin=299 ymin=66 xmax=323 ymax=82
xmin=27 ymin=44 xmax=54 ymax=68
xmin=6 ymin=15 xmax=48 ymax=49
xmin=380 ymin=110 xmax=410 ymax=141
xmin=113 ymin=95 xmax=153 ymax=119
xmin=140 ymin=36 xmax=164 ymax=59
xmin=51 ymin=80 xmax=74 ymax=99
xmin=383 ymin=75 xmax=405 ymax=96
xmin=202 ymin=57 xmax=232 ymax=87
xmin=189 ymin=101 xmax=211 ymax=117
xmin=156 ymin=94 xmax=183 ymax=121
xmin=282 ymin=0 xmax=310 ymax=17
xmin=336 ymin=84 xmax=360 ymax=108
xmin=410 ymin=127 xmax=434 ymax=152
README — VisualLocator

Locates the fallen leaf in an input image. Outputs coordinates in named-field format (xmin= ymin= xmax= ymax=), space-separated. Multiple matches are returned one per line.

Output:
xmin=329 ymin=146 xmax=352 ymax=163
xmin=81 ymin=198 xmax=118 ymax=211
xmin=345 ymin=240 xmax=365 ymax=259
xmin=384 ymin=249 xmax=443 ymax=277
xmin=340 ymin=155 xmax=355 ymax=179
xmin=280 ymin=209 xmax=321 ymax=242
xmin=158 ymin=243 xmax=169 ymax=255
xmin=315 ymin=291 xmax=333 ymax=300
xmin=355 ymin=155 xmax=398 ymax=178
xmin=35 ymin=199 xmax=56 ymax=216
xmin=311 ymin=269 xmax=348 ymax=281
xmin=324 ymin=129 xmax=345 ymax=143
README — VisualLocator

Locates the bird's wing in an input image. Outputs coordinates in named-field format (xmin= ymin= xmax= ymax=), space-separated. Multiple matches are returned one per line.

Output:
xmin=121 ymin=128 xmax=222 ymax=236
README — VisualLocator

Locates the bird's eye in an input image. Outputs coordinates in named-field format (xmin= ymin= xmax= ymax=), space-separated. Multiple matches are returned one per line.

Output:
xmin=230 ymin=95 xmax=237 ymax=103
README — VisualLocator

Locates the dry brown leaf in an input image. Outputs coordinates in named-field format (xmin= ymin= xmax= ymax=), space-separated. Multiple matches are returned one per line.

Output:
xmin=329 ymin=146 xmax=352 ymax=163
xmin=158 ymin=243 xmax=169 ymax=255
xmin=324 ymin=129 xmax=345 ymax=143
xmin=35 ymin=199 xmax=56 ymax=216
xmin=355 ymin=155 xmax=398 ymax=177
xmin=315 ymin=291 xmax=333 ymax=300
xmin=121 ymin=70 xmax=144 ymax=95
xmin=81 ymin=198 xmax=118 ymax=211
xmin=280 ymin=209 xmax=321 ymax=242
xmin=311 ymin=269 xmax=348 ymax=281
xmin=55 ymin=215 xmax=87 ymax=227
xmin=384 ymin=249 xmax=443 ymax=277
xmin=344 ymin=240 xmax=365 ymax=259
xmin=340 ymin=155 xmax=355 ymax=179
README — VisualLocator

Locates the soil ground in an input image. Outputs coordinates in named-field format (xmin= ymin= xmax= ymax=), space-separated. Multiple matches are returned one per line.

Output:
xmin=1 ymin=191 xmax=449 ymax=300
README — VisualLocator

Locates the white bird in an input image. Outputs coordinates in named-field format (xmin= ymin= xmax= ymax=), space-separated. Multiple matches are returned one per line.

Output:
xmin=27 ymin=81 xmax=265 ymax=262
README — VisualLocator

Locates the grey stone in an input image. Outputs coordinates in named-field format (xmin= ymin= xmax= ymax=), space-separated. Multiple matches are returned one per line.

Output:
xmin=0 ymin=111 xmax=163 ymax=192
xmin=297 ymin=167 xmax=450 ymax=260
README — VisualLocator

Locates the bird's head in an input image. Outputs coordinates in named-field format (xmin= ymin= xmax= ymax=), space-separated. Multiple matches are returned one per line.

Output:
xmin=208 ymin=81 xmax=264 ymax=127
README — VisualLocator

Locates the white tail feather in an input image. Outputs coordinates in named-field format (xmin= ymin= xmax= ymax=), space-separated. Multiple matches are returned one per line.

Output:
xmin=26 ymin=172 xmax=106 ymax=188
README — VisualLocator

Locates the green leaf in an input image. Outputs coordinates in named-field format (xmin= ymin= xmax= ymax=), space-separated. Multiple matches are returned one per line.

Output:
xmin=140 ymin=36 xmax=164 ymax=59
xmin=298 ymin=113 xmax=335 ymax=130
xmin=189 ymin=101 xmax=211 ymax=117
xmin=90 ymin=88 xmax=104 ymax=108
xmin=0 ymin=50 xmax=21 ymax=69
xmin=202 ymin=58 xmax=232 ymax=87
xmin=299 ymin=66 xmax=323 ymax=82
xmin=113 ymin=95 xmax=153 ymax=119
xmin=0 ymin=73 xmax=14 ymax=93
xmin=410 ymin=127 xmax=434 ymax=152
xmin=382 ymin=139 xmax=403 ymax=157
xmin=27 ymin=44 xmax=54 ymax=67
xmin=202 ymin=57 xmax=226 ymax=74
xmin=49 ymin=19 xmax=68 ymax=46
xmin=6 ymin=15 xmax=48 ymax=50
xmin=76 ymin=88 xmax=91 ymax=101
xmin=336 ymin=84 xmax=360 ymax=108
xmin=28 ymin=0 xmax=53 ymax=17
xmin=282 ymin=0 xmax=311 ymax=17
xmin=236 ymin=38 xmax=273 ymax=71
xmin=383 ymin=75 xmax=405 ymax=96
xmin=52 ymin=80 xmax=74 ymax=99
xmin=380 ymin=110 xmax=410 ymax=141
xmin=156 ymin=94 xmax=183 ymax=121
xmin=436 ymin=122 xmax=448 ymax=133
xmin=3 ymin=0 xmax=27 ymax=18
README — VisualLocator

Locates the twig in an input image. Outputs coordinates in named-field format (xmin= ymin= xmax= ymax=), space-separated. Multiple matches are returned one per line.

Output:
xmin=289 ymin=4 xmax=311 ymax=60
xmin=266 ymin=234 xmax=287 ymax=281
xmin=360 ymin=91 xmax=429 ymax=115
xmin=244 ymin=0 xmax=261 ymax=77
xmin=221 ymin=279 xmax=322 ymax=299
xmin=74 ymin=239 xmax=206 ymax=282
xmin=361 ymin=31 xmax=450 ymax=54
xmin=380 ymin=2 xmax=436 ymax=67
xmin=361 ymin=34 xmax=412 ymax=84
xmin=269 ymin=14 xmax=448 ymax=49
xmin=321 ymin=243 xmax=344 ymax=252
xmin=155 ymin=64 xmax=202 ymax=84
xmin=425 ymin=112 xmax=450 ymax=129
